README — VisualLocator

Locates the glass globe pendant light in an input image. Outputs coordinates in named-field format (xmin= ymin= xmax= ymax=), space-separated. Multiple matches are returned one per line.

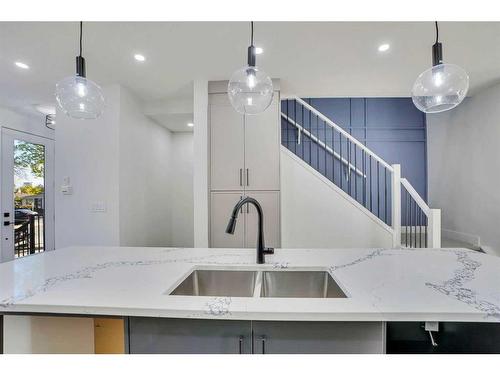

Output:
xmin=411 ymin=22 xmax=469 ymax=114
xmin=55 ymin=22 xmax=105 ymax=119
xmin=228 ymin=21 xmax=273 ymax=115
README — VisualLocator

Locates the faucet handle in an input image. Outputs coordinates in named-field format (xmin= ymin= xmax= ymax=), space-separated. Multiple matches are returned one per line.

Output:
xmin=264 ymin=247 xmax=274 ymax=255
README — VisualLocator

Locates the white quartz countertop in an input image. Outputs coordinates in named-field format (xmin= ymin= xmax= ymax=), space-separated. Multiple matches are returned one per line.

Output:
xmin=1 ymin=246 xmax=500 ymax=322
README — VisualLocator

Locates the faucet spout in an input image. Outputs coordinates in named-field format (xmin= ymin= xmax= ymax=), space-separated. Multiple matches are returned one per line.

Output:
xmin=225 ymin=196 xmax=274 ymax=264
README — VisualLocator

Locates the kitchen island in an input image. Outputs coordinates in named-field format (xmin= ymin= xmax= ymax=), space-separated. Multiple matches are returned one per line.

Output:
xmin=1 ymin=246 xmax=500 ymax=353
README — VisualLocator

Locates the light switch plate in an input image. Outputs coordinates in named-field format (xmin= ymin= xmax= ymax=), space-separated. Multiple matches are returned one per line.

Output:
xmin=61 ymin=185 xmax=73 ymax=195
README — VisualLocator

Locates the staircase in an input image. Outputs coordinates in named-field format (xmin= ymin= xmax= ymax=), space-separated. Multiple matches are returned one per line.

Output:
xmin=281 ymin=96 xmax=441 ymax=249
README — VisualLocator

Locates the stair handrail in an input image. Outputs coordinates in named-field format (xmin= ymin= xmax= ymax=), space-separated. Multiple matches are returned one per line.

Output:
xmin=400 ymin=178 xmax=430 ymax=216
xmin=281 ymin=112 xmax=366 ymax=178
xmin=400 ymin=177 xmax=441 ymax=248
xmin=289 ymin=96 xmax=394 ymax=172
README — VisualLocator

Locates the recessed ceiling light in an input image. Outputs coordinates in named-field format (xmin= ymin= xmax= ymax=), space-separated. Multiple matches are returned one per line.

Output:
xmin=187 ymin=122 xmax=194 ymax=127
xmin=255 ymin=47 xmax=264 ymax=55
xmin=134 ymin=54 xmax=146 ymax=62
xmin=378 ymin=43 xmax=390 ymax=52
xmin=15 ymin=61 xmax=30 ymax=69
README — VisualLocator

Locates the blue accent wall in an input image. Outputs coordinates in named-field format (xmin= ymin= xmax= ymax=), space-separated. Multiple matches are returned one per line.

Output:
xmin=300 ymin=98 xmax=427 ymax=201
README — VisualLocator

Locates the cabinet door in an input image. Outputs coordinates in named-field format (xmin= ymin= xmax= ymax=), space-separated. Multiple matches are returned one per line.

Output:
xmin=128 ymin=318 xmax=252 ymax=354
xmin=252 ymin=321 xmax=385 ymax=354
xmin=386 ymin=322 xmax=500 ymax=354
xmin=244 ymin=191 xmax=280 ymax=249
xmin=211 ymin=192 xmax=245 ymax=248
xmin=244 ymin=93 xmax=280 ymax=191
xmin=210 ymin=94 xmax=245 ymax=191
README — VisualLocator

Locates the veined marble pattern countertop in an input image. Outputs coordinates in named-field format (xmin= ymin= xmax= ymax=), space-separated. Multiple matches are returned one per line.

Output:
xmin=0 ymin=246 xmax=500 ymax=322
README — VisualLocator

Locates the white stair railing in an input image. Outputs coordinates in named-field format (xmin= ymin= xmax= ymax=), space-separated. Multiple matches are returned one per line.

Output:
xmin=281 ymin=96 xmax=441 ymax=249
xmin=391 ymin=164 xmax=401 ymax=248
xmin=289 ymin=97 xmax=393 ymax=171
xmin=400 ymin=178 xmax=441 ymax=248
xmin=280 ymin=112 xmax=366 ymax=178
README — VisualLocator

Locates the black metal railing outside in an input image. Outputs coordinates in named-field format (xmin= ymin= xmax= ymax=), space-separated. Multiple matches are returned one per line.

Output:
xmin=14 ymin=214 xmax=45 ymax=258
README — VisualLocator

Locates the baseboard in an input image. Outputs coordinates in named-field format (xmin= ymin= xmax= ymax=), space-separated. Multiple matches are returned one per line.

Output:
xmin=442 ymin=228 xmax=481 ymax=248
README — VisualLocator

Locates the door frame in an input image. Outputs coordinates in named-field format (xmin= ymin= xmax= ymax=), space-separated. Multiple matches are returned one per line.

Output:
xmin=0 ymin=127 xmax=55 ymax=263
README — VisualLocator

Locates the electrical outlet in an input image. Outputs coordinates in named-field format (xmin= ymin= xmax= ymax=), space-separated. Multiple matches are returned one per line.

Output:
xmin=424 ymin=321 xmax=439 ymax=332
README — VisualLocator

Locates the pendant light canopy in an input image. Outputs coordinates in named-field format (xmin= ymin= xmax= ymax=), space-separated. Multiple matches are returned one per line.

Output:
xmin=55 ymin=22 xmax=105 ymax=120
xmin=411 ymin=22 xmax=469 ymax=114
xmin=228 ymin=22 xmax=273 ymax=115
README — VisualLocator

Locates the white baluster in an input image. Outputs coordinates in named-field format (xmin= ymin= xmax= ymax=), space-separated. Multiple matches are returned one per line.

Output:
xmin=428 ymin=209 xmax=441 ymax=248
xmin=391 ymin=164 xmax=401 ymax=248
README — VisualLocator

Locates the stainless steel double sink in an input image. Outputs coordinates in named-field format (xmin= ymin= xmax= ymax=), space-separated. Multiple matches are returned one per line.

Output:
xmin=169 ymin=269 xmax=347 ymax=298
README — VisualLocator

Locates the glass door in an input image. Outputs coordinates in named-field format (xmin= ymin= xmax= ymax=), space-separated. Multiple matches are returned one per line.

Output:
xmin=1 ymin=128 xmax=54 ymax=262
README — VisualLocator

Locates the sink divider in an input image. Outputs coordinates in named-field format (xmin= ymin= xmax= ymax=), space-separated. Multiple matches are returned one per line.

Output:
xmin=193 ymin=271 xmax=200 ymax=296
xmin=253 ymin=271 xmax=264 ymax=298
xmin=323 ymin=272 xmax=329 ymax=298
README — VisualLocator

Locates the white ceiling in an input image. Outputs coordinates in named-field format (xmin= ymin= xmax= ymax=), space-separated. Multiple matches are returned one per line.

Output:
xmin=1 ymin=21 xmax=500 ymax=130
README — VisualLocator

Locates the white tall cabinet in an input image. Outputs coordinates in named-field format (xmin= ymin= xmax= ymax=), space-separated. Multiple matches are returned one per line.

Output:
xmin=209 ymin=83 xmax=281 ymax=249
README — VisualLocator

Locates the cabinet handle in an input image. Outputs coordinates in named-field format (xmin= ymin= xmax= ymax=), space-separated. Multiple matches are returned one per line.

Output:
xmin=261 ymin=336 xmax=266 ymax=354
xmin=239 ymin=336 xmax=244 ymax=354
xmin=239 ymin=168 xmax=243 ymax=186
xmin=246 ymin=168 xmax=249 ymax=186
xmin=240 ymin=196 xmax=243 ymax=214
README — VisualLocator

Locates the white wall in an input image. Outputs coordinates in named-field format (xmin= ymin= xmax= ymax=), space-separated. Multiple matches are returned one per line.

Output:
xmin=427 ymin=83 xmax=500 ymax=255
xmin=119 ymin=88 xmax=172 ymax=247
xmin=55 ymin=85 xmax=121 ymax=248
xmin=281 ymin=149 xmax=393 ymax=248
xmin=193 ymin=80 xmax=209 ymax=247
xmin=170 ymin=133 xmax=194 ymax=247
xmin=55 ymin=85 xmax=176 ymax=249
xmin=4 ymin=315 xmax=94 ymax=354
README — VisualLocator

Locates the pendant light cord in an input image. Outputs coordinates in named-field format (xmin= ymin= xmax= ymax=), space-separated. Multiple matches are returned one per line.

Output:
xmin=250 ymin=21 xmax=254 ymax=46
xmin=432 ymin=21 xmax=443 ymax=66
xmin=79 ymin=21 xmax=83 ymax=57
xmin=76 ymin=21 xmax=86 ymax=77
